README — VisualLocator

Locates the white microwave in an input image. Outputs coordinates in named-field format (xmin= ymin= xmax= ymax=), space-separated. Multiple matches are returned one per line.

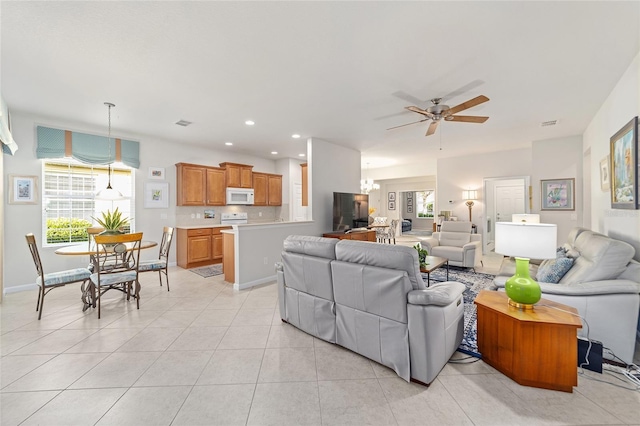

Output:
xmin=226 ymin=187 xmax=255 ymax=205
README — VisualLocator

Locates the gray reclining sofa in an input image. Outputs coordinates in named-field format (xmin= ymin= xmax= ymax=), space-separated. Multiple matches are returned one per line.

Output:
xmin=276 ymin=235 xmax=466 ymax=385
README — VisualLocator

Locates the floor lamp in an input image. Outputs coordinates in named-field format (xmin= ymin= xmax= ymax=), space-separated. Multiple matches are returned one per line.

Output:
xmin=462 ymin=190 xmax=478 ymax=222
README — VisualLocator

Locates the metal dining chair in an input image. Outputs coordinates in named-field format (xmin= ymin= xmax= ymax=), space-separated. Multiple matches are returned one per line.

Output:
xmin=25 ymin=233 xmax=91 ymax=320
xmin=138 ymin=226 xmax=174 ymax=291
xmin=89 ymin=232 xmax=143 ymax=318
xmin=86 ymin=226 xmax=104 ymax=272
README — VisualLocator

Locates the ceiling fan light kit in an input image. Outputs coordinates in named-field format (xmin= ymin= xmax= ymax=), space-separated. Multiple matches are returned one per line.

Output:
xmin=388 ymin=94 xmax=490 ymax=136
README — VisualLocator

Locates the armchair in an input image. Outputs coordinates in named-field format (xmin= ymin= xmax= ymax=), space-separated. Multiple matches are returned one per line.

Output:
xmin=421 ymin=221 xmax=482 ymax=269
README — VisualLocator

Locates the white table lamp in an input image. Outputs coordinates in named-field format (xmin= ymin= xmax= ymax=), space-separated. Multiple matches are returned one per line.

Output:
xmin=512 ymin=214 xmax=540 ymax=223
xmin=495 ymin=222 xmax=557 ymax=309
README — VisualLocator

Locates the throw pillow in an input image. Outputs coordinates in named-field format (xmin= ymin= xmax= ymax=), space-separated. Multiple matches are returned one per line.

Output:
xmin=536 ymin=257 xmax=574 ymax=284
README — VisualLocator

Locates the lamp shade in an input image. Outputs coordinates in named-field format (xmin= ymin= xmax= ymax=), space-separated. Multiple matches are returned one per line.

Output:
xmin=511 ymin=214 xmax=540 ymax=223
xmin=495 ymin=222 xmax=557 ymax=259
xmin=462 ymin=190 xmax=478 ymax=200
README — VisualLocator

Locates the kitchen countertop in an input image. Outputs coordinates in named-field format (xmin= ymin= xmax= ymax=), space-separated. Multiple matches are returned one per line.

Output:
xmin=175 ymin=220 xmax=312 ymax=230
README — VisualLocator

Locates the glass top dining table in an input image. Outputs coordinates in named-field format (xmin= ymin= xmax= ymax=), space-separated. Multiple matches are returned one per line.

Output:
xmin=54 ymin=240 xmax=158 ymax=255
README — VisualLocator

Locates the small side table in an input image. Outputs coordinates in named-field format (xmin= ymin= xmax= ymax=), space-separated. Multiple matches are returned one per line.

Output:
xmin=474 ymin=290 xmax=582 ymax=392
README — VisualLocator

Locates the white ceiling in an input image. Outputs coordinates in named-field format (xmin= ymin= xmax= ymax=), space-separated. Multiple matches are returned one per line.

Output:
xmin=2 ymin=1 xmax=639 ymax=173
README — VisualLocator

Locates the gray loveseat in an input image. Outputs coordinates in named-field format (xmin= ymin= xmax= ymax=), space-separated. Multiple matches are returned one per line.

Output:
xmin=493 ymin=227 xmax=640 ymax=364
xmin=276 ymin=235 xmax=466 ymax=385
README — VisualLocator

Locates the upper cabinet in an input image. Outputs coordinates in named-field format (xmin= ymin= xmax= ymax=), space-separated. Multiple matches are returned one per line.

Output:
xmin=253 ymin=172 xmax=282 ymax=206
xmin=219 ymin=162 xmax=253 ymax=188
xmin=176 ymin=163 xmax=226 ymax=206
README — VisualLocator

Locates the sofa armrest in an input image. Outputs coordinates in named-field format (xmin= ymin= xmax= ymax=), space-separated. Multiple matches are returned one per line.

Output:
xmin=462 ymin=240 xmax=481 ymax=252
xmin=421 ymin=236 xmax=440 ymax=253
xmin=493 ymin=276 xmax=640 ymax=296
xmin=408 ymin=282 xmax=466 ymax=306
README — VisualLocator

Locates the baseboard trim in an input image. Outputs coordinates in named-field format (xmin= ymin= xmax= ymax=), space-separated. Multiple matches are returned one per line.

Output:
xmin=233 ymin=275 xmax=277 ymax=291
xmin=4 ymin=283 xmax=37 ymax=295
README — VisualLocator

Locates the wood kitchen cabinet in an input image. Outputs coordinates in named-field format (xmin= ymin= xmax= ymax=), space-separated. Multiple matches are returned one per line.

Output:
xmin=206 ymin=168 xmax=226 ymax=205
xmin=177 ymin=227 xmax=231 ymax=269
xmin=176 ymin=163 xmax=226 ymax=206
xmin=220 ymin=162 xmax=253 ymax=188
xmin=253 ymin=172 xmax=282 ymax=206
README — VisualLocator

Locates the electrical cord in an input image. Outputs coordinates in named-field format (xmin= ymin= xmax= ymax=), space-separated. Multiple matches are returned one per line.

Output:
xmin=539 ymin=303 xmax=640 ymax=390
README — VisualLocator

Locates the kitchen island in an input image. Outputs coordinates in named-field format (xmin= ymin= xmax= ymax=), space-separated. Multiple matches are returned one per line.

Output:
xmin=176 ymin=221 xmax=314 ymax=290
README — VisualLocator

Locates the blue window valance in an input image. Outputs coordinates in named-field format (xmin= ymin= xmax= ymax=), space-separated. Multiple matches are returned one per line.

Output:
xmin=36 ymin=126 xmax=140 ymax=169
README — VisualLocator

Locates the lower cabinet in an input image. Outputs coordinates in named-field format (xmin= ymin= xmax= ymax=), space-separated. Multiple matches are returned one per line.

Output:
xmin=177 ymin=227 xmax=231 ymax=269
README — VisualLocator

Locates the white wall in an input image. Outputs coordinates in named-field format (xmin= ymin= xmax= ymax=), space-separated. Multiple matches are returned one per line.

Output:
xmin=437 ymin=148 xmax=533 ymax=239
xmin=584 ymin=52 xmax=640 ymax=261
xmin=532 ymin=135 xmax=583 ymax=243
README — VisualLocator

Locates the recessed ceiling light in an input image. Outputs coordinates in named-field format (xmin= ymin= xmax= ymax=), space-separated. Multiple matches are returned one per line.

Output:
xmin=245 ymin=120 xmax=255 ymax=126
xmin=271 ymin=151 xmax=278 ymax=155
xmin=225 ymin=142 xmax=233 ymax=146
xmin=298 ymin=153 xmax=306 ymax=157
xmin=175 ymin=120 xmax=192 ymax=127
xmin=292 ymin=134 xmax=301 ymax=139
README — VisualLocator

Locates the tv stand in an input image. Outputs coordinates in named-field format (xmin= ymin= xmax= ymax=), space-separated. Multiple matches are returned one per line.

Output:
xmin=323 ymin=230 xmax=376 ymax=242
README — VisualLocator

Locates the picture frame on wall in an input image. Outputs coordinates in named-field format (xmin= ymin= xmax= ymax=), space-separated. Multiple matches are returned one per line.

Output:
xmin=407 ymin=192 xmax=413 ymax=200
xmin=407 ymin=198 xmax=413 ymax=207
xmin=541 ymin=178 xmax=575 ymax=211
xmin=388 ymin=201 xmax=396 ymax=210
xmin=407 ymin=205 xmax=413 ymax=214
xmin=600 ymin=155 xmax=610 ymax=191
xmin=610 ymin=116 xmax=638 ymax=209
xmin=144 ymin=182 xmax=170 ymax=208
xmin=9 ymin=175 xmax=38 ymax=204
xmin=148 ymin=167 xmax=166 ymax=180
xmin=388 ymin=192 xmax=395 ymax=202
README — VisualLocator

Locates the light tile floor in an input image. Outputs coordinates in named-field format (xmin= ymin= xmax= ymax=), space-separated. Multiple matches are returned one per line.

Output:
xmin=1 ymin=260 xmax=639 ymax=426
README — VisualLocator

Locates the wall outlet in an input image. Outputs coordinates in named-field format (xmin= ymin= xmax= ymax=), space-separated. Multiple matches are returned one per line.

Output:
xmin=191 ymin=213 xmax=195 ymax=219
xmin=259 ymin=212 xmax=262 ymax=217
xmin=196 ymin=213 xmax=201 ymax=219
xmin=263 ymin=257 xmax=268 ymax=265
xmin=160 ymin=213 xmax=167 ymax=220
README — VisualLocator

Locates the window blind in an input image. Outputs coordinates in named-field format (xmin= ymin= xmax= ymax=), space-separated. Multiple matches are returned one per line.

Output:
xmin=36 ymin=125 xmax=140 ymax=169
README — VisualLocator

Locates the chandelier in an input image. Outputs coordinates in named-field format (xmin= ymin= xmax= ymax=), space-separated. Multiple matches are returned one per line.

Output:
xmin=360 ymin=163 xmax=380 ymax=194
xmin=95 ymin=102 xmax=124 ymax=200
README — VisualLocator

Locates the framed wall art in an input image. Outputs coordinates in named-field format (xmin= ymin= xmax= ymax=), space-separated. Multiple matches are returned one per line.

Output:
xmin=407 ymin=205 xmax=413 ymax=214
xmin=388 ymin=201 xmax=396 ymax=210
xmin=599 ymin=155 xmax=610 ymax=191
xmin=541 ymin=178 xmax=575 ymax=211
xmin=143 ymin=181 xmax=169 ymax=208
xmin=148 ymin=167 xmax=165 ymax=180
xmin=8 ymin=175 xmax=38 ymax=204
xmin=388 ymin=192 xmax=395 ymax=202
xmin=610 ymin=116 xmax=638 ymax=209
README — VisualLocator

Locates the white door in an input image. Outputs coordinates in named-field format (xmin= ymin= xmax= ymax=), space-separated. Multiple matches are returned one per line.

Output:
xmin=495 ymin=185 xmax=525 ymax=224
xmin=484 ymin=177 xmax=528 ymax=253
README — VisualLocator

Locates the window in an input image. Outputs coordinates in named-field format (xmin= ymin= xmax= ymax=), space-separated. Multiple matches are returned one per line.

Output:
xmin=416 ymin=190 xmax=435 ymax=218
xmin=42 ymin=159 xmax=135 ymax=246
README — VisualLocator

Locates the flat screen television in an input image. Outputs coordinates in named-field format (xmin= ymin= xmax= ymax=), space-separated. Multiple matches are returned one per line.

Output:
xmin=333 ymin=192 xmax=369 ymax=232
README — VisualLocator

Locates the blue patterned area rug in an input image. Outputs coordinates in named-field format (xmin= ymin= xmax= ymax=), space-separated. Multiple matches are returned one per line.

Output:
xmin=190 ymin=264 xmax=223 ymax=278
xmin=422 ymin=267 xmax=495 ymax=358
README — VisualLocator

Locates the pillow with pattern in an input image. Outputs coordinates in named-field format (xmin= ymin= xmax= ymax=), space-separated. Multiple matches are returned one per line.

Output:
xmin=536 ymin=257 xmax=574 ymax=283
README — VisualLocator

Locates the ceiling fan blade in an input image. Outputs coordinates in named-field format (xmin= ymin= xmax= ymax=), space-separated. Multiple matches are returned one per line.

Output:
xmin=386 ymin=118 xmax=429 ymax=130
xmin=447 ymin=95 xmax=490 ymax=115
xmin=392 ymin=90 xmax=425 ymax=106
xmin=405 ymin=106 xmax=433 ymax=117
xmin=426 ymin=121 xmax=439 ymax=136
xmin=446 ymin=115 xmax=489 ymax=123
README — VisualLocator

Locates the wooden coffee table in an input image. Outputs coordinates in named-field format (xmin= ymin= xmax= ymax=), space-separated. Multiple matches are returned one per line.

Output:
xmin=419 ymin=255 xmax=449 ymax=286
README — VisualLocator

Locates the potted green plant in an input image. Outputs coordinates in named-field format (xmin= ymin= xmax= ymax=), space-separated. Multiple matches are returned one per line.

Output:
xmin=413 ymin=243 xmax=429 ymax=269
xmin=92 ymin=207 xmax=130 ymax=235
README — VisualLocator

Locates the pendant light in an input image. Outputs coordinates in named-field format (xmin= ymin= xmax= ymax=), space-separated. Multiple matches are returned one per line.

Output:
xmin=95 ymin=102 xmax=124 ymax=200
xmin=360 ymin=162 xmax=380 ymax=194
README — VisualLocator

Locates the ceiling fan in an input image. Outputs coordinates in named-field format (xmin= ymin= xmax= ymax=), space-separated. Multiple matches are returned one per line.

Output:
xmin=387 ymin=95 xmax=490 ymax=136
